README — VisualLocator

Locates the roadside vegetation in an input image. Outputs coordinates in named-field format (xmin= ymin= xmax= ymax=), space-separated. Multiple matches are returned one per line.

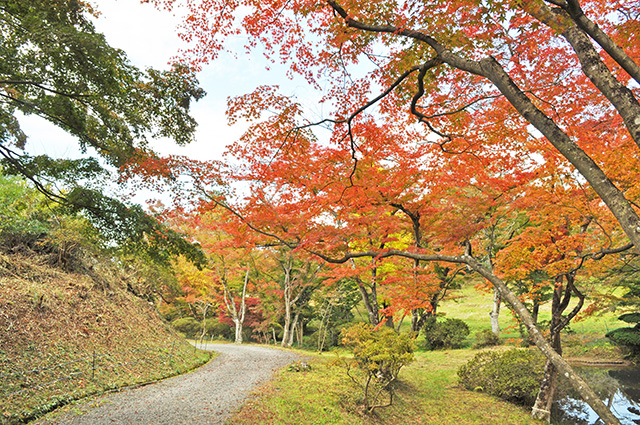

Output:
xmin=0 ymin=176 xmax=211 ymax=425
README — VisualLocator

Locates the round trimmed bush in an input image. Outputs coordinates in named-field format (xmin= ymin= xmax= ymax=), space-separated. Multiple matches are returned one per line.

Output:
xmin=422 ymin=317 xmax=470 ymax=350
xmin=473 ymin=329 xmax=501 ymax=348
xmin=457 ymin=348 xmax=545 ymax=406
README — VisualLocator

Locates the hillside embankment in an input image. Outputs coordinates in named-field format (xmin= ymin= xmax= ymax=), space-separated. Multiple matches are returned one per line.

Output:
xmin=0 ymin=252 xmax=210 ymax=425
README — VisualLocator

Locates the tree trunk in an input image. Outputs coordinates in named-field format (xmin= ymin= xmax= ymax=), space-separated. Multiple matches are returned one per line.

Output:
xmin=233 ymin=318 xmax=243 ymax=344
xmin=283 ymin=312 xmax=300 ymax=348
xmin=411 ymin=308 xmax=433 ymax=335
xmin=384 ymin=315 xmax=395 ymax=329
xmin=279 ymin=254 xmax=322 ymax=347
xmin=281 ymin=260 xmax=293 ymax=347
xmin=531 ymin=274 xmax=585 ymax=422
xmin=395 ymin=314 xmax=406 ymax=333
xmin=296 ymin=317 xmax=304 ymax=346
xmin=531 ymin=360 xmax=559 ymax=422
xmin=317 ymin=301 xmax=332 ymax=352
xmin=490 ymin=287 xmax=501 ymax=335
xmin=382 ymin=300 xmax=395 ymax=329
xmin=356 ymin=280 xmax=379 ymax=326
xmin=411 ymin=309 xmax=420 ymax=333
xmin=532 ymin=321 xmax=561 ymax=422
xmin=532 ymin=302 xmax=540 ymax=327
xmin=199 ymin=302 xmax=211 ymax=345
xmin=222 ymin=269 xmax=249 ymax=345
xmin=281 ymin=301 xmax=292 ymax=347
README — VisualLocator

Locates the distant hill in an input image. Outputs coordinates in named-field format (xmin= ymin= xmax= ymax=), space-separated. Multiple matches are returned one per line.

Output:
xmin=0 ymin=251 xmax=210 ymax=425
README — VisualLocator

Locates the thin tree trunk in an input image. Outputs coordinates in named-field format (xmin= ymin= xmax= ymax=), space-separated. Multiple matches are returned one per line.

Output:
xmin=532 ymin=302 xmax=540 ymax=327
xmin=356 ymin=280 xmax=379 ymax=326
xmin=282 ymin=306 xmax=292 ymax=347
xmin=490 ymin=287 xmax=501 ymax=335
xmin=222 ymin=269 xmax=249 ymax=345
xmin=317 ymin=301 xmax=332 ymax=352
xmin=281 ymin=260 xmax=293 ymax=347
xmin=296 ymin=317 xmax=304 ymax=346
xmin=411 ymin=309 xmax=420 ymax=333
xmin=233 ymin=318 xmax=243 ymax=344
xmin=284 ymin=312 xmax=300 ymax=348
xmin=235 ymin=270 xmax=248 ymax=344
xmin=395 ymin=314 xmax=406 ymax=333
xmin=383 ymin=301 xmax=395 ymax=329
xmin=199 ymin=302 xmax=210 ymax=346
xmin=279 ymin=255 xmax=322 ymax=347
xmin=411 ymin=308 xmax=433 ymax=335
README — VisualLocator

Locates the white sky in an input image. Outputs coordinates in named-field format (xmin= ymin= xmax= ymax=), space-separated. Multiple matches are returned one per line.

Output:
xmin=20 ymin=0 xmax=317 ymax=163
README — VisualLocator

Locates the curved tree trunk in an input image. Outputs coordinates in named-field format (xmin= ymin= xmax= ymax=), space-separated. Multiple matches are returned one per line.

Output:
xmin=462 ymin=259 xmax=620 ymax=424
xmin=355 ymin=276 xmax=380 ymax=326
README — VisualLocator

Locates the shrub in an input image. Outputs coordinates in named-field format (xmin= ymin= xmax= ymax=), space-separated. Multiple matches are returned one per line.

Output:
xmin=171 ymin=317 xmax=201 ymax=338
xmin=336 ymin=323 xmax=416 ymax=414
xmin=422 ymin=317 xmax=470 ymax=350
xmin=287 ymin=361 xmax=311 ymax=372
xmin=457 ymin=349 xmax=545 ymax=406
xmin=204 ymin=318 xmax=233 ymax=340
xmin=473 ymin=329 xmax=501 ymax=349
xmin=606 ymin=313 xmax=640 ymax=361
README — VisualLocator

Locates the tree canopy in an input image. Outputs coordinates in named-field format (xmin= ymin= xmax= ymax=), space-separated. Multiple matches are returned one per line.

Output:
xmin=0 ymin=0 xmax=206 ymax=265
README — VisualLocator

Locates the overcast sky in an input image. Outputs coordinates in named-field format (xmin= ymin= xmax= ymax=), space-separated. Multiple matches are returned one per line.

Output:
xmin=21 ymin=0 xmax=317 ymax=162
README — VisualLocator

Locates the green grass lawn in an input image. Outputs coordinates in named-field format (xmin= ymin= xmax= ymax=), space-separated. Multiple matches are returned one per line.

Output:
xmin=227 ymin=348 xmax=542 ymax=425
xmin=227 ymin=282 xmax=630 ymax=425
xmin=431 ymin=282 xmax=625 ymax=358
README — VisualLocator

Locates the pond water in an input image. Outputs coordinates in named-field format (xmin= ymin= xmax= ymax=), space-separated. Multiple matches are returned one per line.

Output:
xmin=553 ymin=365 xmax=640 ymax=425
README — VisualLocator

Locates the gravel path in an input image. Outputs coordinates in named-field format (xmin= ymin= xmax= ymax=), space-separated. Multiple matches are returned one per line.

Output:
xmin=35 ymin=343 xmax=300 ymax=425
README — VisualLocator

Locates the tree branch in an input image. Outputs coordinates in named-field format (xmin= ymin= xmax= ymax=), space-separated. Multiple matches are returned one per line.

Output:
xmin=0 ymin=80 xmax=92 ymax=99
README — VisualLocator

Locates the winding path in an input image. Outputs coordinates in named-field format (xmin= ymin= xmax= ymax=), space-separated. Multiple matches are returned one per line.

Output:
xmin=35 ymin=343 xmax=300 ymax=425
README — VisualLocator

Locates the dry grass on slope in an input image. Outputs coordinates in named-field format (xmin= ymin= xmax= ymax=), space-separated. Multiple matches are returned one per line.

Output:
xmin=0 ymin=252 xmax=210 ymax=425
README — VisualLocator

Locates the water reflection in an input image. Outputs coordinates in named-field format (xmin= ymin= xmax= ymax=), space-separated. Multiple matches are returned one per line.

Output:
xmin=553 ymin=365 xmax=640 ymax=425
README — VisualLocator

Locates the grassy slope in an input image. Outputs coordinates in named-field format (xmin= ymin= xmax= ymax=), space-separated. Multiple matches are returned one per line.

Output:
xmin=0 ymin=253 xmax=211 ymax=425
xmin=229 ymin=283 xmax=626 ymax=424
